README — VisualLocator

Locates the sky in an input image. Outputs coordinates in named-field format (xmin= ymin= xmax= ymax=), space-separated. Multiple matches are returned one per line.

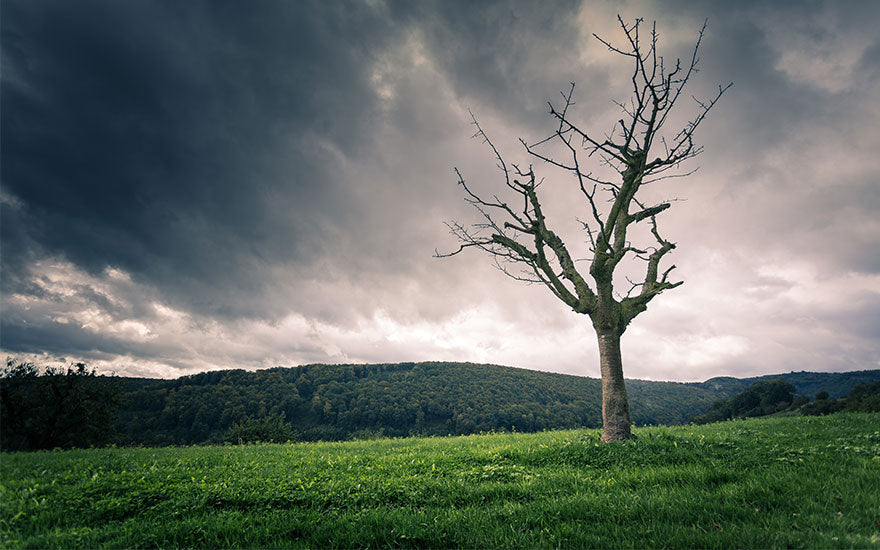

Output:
xmin=2 ymin=0 xmax=879 ymax=382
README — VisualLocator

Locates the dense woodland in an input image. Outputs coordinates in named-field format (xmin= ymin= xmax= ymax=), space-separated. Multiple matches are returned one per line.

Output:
xmin=2 ymin=360 xmax=879 ymax=450
xmin=689 ymin=378 xmax=880 ymax=424
xmin=0 ymin=362 xmax=122 ymax=450
xmin=114 ymin=362 xmax=723 ymax=446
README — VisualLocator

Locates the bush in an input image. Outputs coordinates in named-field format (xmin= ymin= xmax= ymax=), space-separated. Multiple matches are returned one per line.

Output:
xmin=219 ymin=413 xmax=297 ymax=444
xmin=845 ymin=382 xmax=880 ymax=413
xmin=798 ymin=382 xmax=880 ymax=416
xmin=800 ymin=399 xmax=846 ymax=416
xmin=790 ymin=395 xmax=810 ymax=409
xmin=690 ymin=380 xmax=797 ymax=424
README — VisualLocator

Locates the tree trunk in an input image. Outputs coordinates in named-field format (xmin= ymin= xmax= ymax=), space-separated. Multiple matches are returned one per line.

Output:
xmin=596 ymin=330 xmax=632 ymax=441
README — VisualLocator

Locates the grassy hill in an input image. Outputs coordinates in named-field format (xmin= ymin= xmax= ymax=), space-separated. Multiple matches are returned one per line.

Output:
xmin=2 ymin=413 xmax=878 ymax=548
xmin=113 ymin=362 xmax=880 ymax=445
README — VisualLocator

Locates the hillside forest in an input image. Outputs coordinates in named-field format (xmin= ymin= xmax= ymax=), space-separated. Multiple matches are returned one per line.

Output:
xmin=2 ymin=360 xmax=878 ymax=451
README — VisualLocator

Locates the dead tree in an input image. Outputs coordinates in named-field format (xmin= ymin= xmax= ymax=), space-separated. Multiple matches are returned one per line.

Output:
xmin=437 ymin=17 xmax=730 ymax=441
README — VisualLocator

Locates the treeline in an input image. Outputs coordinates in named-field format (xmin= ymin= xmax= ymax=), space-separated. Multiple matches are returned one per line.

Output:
xmin=3 ymin=360 xmax=879 ymax=451
xmin=3 ymin=361 xmax=718 ymax=449
xmin=115 ymin=362 xmax=721 ymax=447
xmin=0 ymin=361 xmax=121 ymax=451
xmin=689 ymin=379 xmax=880 ymax=424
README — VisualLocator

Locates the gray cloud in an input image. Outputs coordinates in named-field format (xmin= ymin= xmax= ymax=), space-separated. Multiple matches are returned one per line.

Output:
xmin=2 ymin=0 xmax=878 ymax=380
xmin=2 ymin=0 xmax=404 ymax=318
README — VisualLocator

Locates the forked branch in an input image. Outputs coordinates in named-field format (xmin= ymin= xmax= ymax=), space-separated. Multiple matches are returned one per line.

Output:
xmin=438 ymin=16 xmax=729 ymax=333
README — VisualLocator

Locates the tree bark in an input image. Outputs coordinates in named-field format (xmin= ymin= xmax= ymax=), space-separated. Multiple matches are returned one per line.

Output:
xmin=596 ymin=330 xmax=632 ymax=441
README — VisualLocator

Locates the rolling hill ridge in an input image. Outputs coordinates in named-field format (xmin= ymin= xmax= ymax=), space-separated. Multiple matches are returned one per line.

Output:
xmin=115 ymin=362 xmax=880 ymax=446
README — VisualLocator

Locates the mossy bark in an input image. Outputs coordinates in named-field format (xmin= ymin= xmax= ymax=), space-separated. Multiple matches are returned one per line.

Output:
xmin=596 ymin=330 xmax=632 ymax=441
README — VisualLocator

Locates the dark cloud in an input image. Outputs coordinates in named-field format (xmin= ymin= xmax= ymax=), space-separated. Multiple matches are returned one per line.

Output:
xmin=390 ymin=0 xmax=586 ymax=125
xmin=2 ymin=0 xmax=878 ymax=379
xmin=2 ymin=0 xmax=403 ymax=320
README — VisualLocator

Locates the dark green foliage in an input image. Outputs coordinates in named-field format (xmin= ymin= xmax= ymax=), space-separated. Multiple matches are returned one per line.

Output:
xmin=801 ymin=381 xmax=880 ymax=416
xmin=113 ymin=362 xmax=728 ymax=446
xmin=695 ymin=376 xmax=880 ymax=421
xmin=800 ymin=398 xmax=846 ymax=416
xmin=690 ymin=380 xmax=800 ymax=424
xmin=114 ymin=368 xmax=304 ymax=446
xmin=790 ymin=394 xmax=810 ymax=409
xmin=693 ymin=369 xmax=880 ymax=399
xmin=6 ymin=360 xmax=879 ymax=448
xmin=846 ymin=381 xmax=880 ymax=412
xmin=0 ymin=361 xmax=122 ymax=451
xmin=218 ymin=414 xmax=297 ymax=444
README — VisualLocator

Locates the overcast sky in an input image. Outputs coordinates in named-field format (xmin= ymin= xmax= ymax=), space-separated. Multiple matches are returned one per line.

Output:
xmin=2 ymin=0 xmax=878 ymax=381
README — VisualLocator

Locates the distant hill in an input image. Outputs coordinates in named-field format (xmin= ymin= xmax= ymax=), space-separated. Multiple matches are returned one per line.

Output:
xmin=111 ymin=362 xmax=880 ymax=446
xmin=690 ymin=370 xmax=880 ymax=400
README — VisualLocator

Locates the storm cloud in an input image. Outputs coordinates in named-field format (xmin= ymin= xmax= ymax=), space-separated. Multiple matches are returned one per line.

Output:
xmin=2 ymin=0 xmax=878 ymax=380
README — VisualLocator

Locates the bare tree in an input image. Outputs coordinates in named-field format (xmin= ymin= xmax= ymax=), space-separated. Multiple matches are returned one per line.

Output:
xmin=437 ymin=17 xmax=731 ymax=441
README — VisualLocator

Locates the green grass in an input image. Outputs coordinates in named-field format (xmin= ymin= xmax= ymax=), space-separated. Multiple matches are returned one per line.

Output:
xmin=2 ymin=413 xmax=878 ymax=548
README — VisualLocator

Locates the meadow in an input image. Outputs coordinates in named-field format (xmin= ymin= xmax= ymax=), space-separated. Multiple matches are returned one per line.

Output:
xmin=1 ymin=413 xmax=878 ymax=548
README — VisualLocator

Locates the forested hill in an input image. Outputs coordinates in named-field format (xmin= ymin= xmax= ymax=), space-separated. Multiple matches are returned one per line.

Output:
xmin=691 ymin=369 xmax=880 ymax=400
xmin=113 ymin=362 xmax=880 ymax=446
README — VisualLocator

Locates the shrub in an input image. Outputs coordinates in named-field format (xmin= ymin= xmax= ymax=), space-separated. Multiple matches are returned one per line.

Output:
xmin=845 ymin=382 xmax=880 ymax=412
xmin=800 ymin=399 xmax=846 ymax=416
xmin=219 ymin=413 xmax=297 ymax=444
xmin=690 ymin=380 xmax=797 ymax=424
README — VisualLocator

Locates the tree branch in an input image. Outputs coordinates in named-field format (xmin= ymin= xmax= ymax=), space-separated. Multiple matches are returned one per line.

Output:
xmin=440 ymin=15 xmax=727 ymax=334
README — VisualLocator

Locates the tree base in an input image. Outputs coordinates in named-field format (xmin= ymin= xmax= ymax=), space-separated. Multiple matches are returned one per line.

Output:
xmin=600 ymin=424 xmax=633 ymax=442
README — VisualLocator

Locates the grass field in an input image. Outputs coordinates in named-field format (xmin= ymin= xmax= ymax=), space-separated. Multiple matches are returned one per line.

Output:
xmin=1 ymin=413 xmax=878 ymax=548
